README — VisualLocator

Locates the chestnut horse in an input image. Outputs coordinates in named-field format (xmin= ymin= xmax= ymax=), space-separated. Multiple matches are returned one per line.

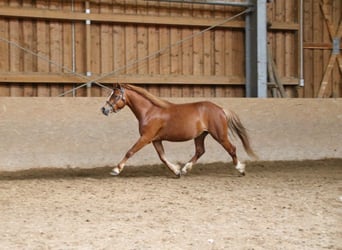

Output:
xmin=101 ymin=84 xmax=256 ymax=177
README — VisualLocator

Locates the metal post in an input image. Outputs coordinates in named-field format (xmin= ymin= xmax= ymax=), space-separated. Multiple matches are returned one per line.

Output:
xmin=245 ymin=6 xmax=254 ymax=97
xmin=245 ymin=0 xmax=267 ymax=97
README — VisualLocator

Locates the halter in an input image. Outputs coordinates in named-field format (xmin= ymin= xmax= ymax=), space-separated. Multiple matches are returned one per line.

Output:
xmin=106 ymin=86 xmax=126 ymax=113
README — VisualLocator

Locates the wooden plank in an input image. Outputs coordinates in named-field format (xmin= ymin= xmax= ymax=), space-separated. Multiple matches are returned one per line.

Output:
xmin=320 ymin=1 xmax=335 ymax=39
xmin=203 ymin=5 xmax=214 ymax=95
xmin=99 ymin=2 xmax=113 ymax=97
xmin=169 ymin=24 xmax=181 ymax=76
xmin=0 ymin=0 xmax=10 ymax=97
xmin=224 ymin=28 xmax=233 ymax=77
xmin=322 ymin=0 xmax=333 ymax=97
xmin=269 ymin=45 xmax=287 ymax=98
xmin=61 ymin=1 xmax=73 ymax=97
xmin=202 ymin=4 xmax=214 ymax=77
xmin=22 ymin=0 xmax=35 ymax=97
xmin=85 ymin=0 xmax=92 ymax=97
xmin=112 ymin=1 xmax=125 ymax=89
xmin=274 ymin=0 xmax=285 ymax=77
xmin=332 ymin=1 xmax=341 ymax=97
xmin=159 ymin=25 xmax=170 ymax=77
xmin=318 ymin=54 xmax=337 ymax=97
xmin=146 ymin=1 xmax=159 ymax=96
xmin=302 ymin=0 xmax=314 ymax=97
xmin=181 ymin=3 xmax=193 ymax=97
xmin=231 ymin=30 xmax=244 ymax=96
xmin=124 ymin=0 xmax=138 ymax=76
xmin=36 ymin=0 xmax=50 ymax=96
xmin=213 ymin=4 xmax=225 ymax=97
xmin=201 ymin=0 xmax=214 ymax=99
xmin=49 ymin=0 xmax=62 ymax=97
xmin=268 ymin=22 xmax=299 ymax=31
xmin=337 ymin=55 xmax=342 ymax=97
xmin=159 ymin=5 xmax=171 ymax=97
xmin=0 ymin=73 xmax=245 ymax=85
xmin=91 ymin=26 xmax=101 ymax=97
xmin=8 ymin=0 xmax=23 ymax=97
xmin=74 ymin=1 xmax=86 ymax=97
xmin=222 ymin=5 xmax=239 ymax=97
xmin=192 ymin=4 xmax=210 ymax=97
xmin=258 ymin=0 xmax=297 ymax=33
xmin=119 ymin=74 xmax=240 ymax=86
xmin=267 ymin=1 xmax=276 ymax=97
xmin=216 ymin=3 xmax=225 ymax=96
xmin=192 ymin=5 xmax=203 ymax=78
xmin=214 ymin=29 xmax=225 ymax=96
xmin=338 ymin=55 xmax=342 ymax=73
xmin=213 ymin=27 xmax=232 ymax=97
xmin=170 ymin=2 xmax=182 ymax=97
xmin=304 ymin=42 xmax=342 ymax=50
xmin=146 ymin=22 xmax=158 ymax=75
xmin=124 ymin=24 xmax=138 ymax=74
xmin=0 ymin=6 xmax=246 ymax=29
xmin=0 ymin=73 xmax=299 ymax=87
xmin=267 ymin=44 xmax=277 ymax=97
xmin=137 ymin=1 xmax=148 ymax=76
xmin=338 ymin=0 xmax=342 ymax=97
xmin=284 ymin=0 xmax=296 ymax=78
xmin=88 ymin=2 xmax=101 ymax=97
xmin=312 ymin=0 xmax=323 ymax=97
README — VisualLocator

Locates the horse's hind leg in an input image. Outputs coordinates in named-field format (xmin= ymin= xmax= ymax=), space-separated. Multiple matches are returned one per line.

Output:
xmin=213 ymin=136 xmax=245 ymax=176
xmin=181 ymin=132 xmax=208 ymax=175
xmin=153 ymin=141 xmax=181 ymax=177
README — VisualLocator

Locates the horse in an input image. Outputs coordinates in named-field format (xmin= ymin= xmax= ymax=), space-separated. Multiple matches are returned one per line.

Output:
xmin=101 ymin=84 xmax=257 ymax=177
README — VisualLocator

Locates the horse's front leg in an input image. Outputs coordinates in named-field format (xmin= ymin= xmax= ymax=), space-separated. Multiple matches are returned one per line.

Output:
xmin=110 ymin=136 xmax=151 ymax=176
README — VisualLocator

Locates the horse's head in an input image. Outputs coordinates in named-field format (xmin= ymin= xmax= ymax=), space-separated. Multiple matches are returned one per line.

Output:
xmin=101 ymin=85 xmax=126 ymax=116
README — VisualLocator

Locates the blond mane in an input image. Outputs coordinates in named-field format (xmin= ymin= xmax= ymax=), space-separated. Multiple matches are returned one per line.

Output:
xmin=123 ymin=84 xmax=173 ymax=109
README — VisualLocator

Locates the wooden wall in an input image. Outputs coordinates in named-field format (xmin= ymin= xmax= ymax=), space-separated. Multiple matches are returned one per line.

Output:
xmin=0 ymin=0 xmax=340 ymax=97
xmin=302 ymin=0 xmax=341 ymax=98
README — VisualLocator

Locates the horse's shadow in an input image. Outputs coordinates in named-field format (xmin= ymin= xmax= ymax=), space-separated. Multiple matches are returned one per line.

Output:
xmin=0 ymin=162 xmax=240 ymax=180
xmin=120 ymin=163 xmax=239 ymax=178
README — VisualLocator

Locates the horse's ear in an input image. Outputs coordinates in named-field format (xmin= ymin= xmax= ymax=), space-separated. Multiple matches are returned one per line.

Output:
xmin=113 ymin=83 xmax=119 ymax=89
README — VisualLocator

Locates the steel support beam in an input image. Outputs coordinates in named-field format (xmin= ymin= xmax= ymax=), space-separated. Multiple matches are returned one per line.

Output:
xmin=245 ymin=0 xmax=267 ymax=97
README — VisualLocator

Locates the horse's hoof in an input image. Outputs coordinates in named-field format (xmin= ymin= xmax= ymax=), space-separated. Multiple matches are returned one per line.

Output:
xmin=110 ymin=171 xmax=119 ymax=176
xmin=181 ymin=162 xmax=192 ymax=175
xmin=240 ymin=172 xmax=246 ymax=177
xmin=175 ymin=171 xmax=182 ymax=178
xmin=235 ymin=161 xmax=245 ymax=176
xmin=110 ymin=168 xmax=120 ymax=176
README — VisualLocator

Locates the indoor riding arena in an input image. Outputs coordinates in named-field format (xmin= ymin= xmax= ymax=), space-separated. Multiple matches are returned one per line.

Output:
xmin=0 ymin=1 xmax=341 ymax=249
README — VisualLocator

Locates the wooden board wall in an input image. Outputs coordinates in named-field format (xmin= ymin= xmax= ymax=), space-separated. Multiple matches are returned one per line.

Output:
xmin=0 ymin=0 xmax=340 ymax=97
xmin=302 ymin=0 xmax=341 ymax=98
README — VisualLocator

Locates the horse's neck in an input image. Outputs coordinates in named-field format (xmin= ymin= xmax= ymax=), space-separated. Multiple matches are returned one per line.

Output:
xmin=125 ymin=89 xmax=155 ymax=121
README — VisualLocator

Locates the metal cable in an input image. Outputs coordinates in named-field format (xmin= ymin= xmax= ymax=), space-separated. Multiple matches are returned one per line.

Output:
xmin=0 ymin=36 xmax=113 ymax=93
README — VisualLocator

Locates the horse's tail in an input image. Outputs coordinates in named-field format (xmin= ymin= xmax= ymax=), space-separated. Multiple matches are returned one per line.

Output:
xmin=224 ymin=109 xmax=258 ymax=159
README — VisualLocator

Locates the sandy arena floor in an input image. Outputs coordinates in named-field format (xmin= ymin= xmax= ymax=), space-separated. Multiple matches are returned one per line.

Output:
xmin=0 ymin=159 xmax=341 ymax=250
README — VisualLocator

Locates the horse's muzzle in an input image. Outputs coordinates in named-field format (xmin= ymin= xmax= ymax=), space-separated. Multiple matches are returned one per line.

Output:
xmin=101 ymin=107 xmax=109 ymax=116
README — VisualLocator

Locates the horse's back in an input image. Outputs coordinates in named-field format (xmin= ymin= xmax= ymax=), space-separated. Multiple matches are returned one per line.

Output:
xmin=155 ymin=101 xmax=226 ymax=141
